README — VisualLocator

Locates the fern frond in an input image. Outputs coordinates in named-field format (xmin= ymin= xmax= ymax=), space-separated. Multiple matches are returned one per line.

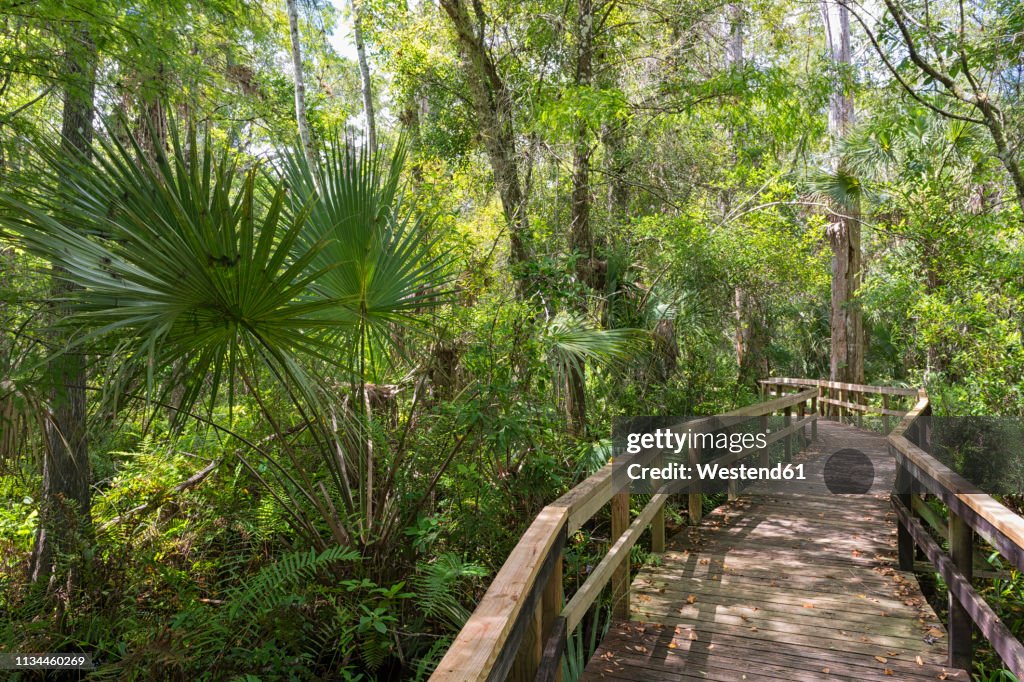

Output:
xmin=413 ymin=553 xmax=487 ymax=631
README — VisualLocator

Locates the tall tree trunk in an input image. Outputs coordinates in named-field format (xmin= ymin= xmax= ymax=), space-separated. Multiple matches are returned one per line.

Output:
xmin=564 ymin=0 xmax=600 ymax=438
xmin=440 ymin=0 xmax=533 ymax=298
xmin=32 ymin=22 xmax=96 ymax=587
xmin=822 ymin=1 xmax=864 ymax=384
xmin=286 ymin=0 xmax=317 ymax=174
xmin=352 ymin=0 xmax=376 ymax=151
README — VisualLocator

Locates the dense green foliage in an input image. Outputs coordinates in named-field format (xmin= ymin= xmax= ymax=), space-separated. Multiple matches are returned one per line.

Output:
xmin=1 ymin=0 xmax=1023 ymax=679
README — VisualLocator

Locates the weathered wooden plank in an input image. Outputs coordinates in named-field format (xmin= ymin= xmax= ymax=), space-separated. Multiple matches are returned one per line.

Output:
xmin=590 ymin=623 xmax=957 ymax=680
xmin=623 ymin=616 xmax=948 ymax=662
xmin=534 ymin=616 xmax=565 ymax=682
xmin=630 ymin=595 xmax=931 ymax=639
xmin=634 ymin=576 xmax=916 ymax=614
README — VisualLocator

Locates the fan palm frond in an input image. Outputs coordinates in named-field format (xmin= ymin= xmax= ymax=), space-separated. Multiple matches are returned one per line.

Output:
xmin=545 ymin=312 xmax=647 ymax=387
xmin=0 ymin=126 xmax=352 ymax=419
xmin=278 ymin=135 xmax=454 ymax=377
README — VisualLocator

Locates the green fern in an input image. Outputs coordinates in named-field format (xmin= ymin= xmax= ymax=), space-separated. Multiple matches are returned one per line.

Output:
xmin=225 ymin=545 xmax=360 ymax=622
xmin=413 ymin=552 xmax=487 ymax=631
xmin=173 ymin=545 xmax=360 ymax=665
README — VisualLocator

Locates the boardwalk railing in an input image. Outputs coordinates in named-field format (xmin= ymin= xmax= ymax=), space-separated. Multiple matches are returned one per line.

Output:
xmin=431 ymin=388 xmax=818 ymax=682
xmin=768 ymin=377 xmax=1024 ymax=676
xmin=890 ymin=393 xmax=1024 ymax=676
xmin=760 ymin=376 xmax=919 ymax=431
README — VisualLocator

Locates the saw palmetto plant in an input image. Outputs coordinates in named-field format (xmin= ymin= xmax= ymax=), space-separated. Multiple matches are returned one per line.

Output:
xmin=0 ymin=124 xmax=452 ymax=555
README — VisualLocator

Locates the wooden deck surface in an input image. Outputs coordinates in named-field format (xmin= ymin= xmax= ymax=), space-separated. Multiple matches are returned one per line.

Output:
xmin=581 ymin=420 xmax=968 ymax=681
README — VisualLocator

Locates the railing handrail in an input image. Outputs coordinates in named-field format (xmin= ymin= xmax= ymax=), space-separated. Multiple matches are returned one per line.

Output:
xmin=761 ymin=376 xmax=920 ymax=396
xmin=432 ymin=388 xmax=817 ymax=681
xmin=891 ymin=393 xmax=1024 ymax=675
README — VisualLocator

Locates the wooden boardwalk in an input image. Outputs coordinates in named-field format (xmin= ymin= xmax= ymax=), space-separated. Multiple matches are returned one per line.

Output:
xmin=581 ymin=421 xmax=968 ymax=681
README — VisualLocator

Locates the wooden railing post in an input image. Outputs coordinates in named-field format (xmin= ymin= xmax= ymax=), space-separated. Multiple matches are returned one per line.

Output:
xmin=509 ymin=523 xmax=566 ymax=682
xmin=688 ymin=443 xmax=702 ymax=525
xmin=783 ymin=405 xmax=792 ymax=461
xmin=883 ymin=394 xmax=891 ymax=433
xmin=856 ymin=390 xmax=864 ymax=428
xmin=810 ymin=395 xmax=818 ymax=440
xmin=920 ymin=404 xmax=932 ymax=452
xmin=759 ymin=414 xmax=770 ymax=467
xmin=798 ymin=400 xmax=807 ymax=449
xmin=817 ymin=385 xmax=824 ymax=417
xmin=949 ymin=511 xmax=974 ymax=671
xmin=894 ymin=448 xmax=915 ymax=572
xmin=651 ymin=453 xmax=665 ymax=553
xmin=540 ymin=555 xmax=564 ymax=682
xmin=611 ymin=491 xmax=631 ymax=620
xmin=510 ymin=598 xmax=543 ymax=682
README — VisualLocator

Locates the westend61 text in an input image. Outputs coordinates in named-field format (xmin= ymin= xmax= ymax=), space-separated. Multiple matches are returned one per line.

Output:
xmin=626 ymin=462 xmax=806 ymax=482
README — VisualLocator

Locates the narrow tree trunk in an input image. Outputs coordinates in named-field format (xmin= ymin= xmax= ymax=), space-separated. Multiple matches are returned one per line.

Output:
xmin=822 ymin=1 xmax=864 ymax=384
xmin=564 ymin=0 xmax=600 ymax=437
xmin=32 ymin=22 xmax=96 ymax=586
xmin=570 ymin=0 xmax=595 ymax=287
xmin=397 ymin=2 xmax=423 ymax=180
xmin=286 ymin=0 xmax=317 ymax=174
xmin=352 ymin=0 xmax=376 ymax=151
xmin=725 ymin=3 xmax=744 ymax=67
xmin=440 ymin=0 xmax=533 ymax=297
xmin=136 ymin=62 xmax=168 ymax=167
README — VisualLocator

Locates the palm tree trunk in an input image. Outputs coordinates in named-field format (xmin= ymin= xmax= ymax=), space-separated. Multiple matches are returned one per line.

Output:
xmin=822 ymin=1 xmax=864 ymax=384
xmin=286 ymin=0 xmax=317 ymax=174
xmin=32 ymin=21 xmax=96 ymax=586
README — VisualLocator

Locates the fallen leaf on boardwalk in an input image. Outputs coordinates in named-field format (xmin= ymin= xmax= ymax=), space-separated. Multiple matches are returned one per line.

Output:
xmin=926 ymin=628 xmax=945 ymax=638
xmin=875 ymin=656 xmax=888 ymax=663
xmin=750 ymin=626 xmax=758 ymax=632
xmin=884 ymin=668 xmax=894 ymax=676
xmin=887 ymin=651 xmax=899 ymax=656
xmin=852 ymin=549 xmax=862 ymax=557
xmin=822 ymin=668 xmax=830 ymax=674
xmin=668 ymin=643 xmax=677 ymax=649
xmin=803 ymin=603 xmax=815 ymax=608
xmin=688 ymin=631 xmax=699 ymax=640
xmin=916 ymin=656 xmax=924 ymax=666
xmin=686 ymin=594 xmax=697 ymax=604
